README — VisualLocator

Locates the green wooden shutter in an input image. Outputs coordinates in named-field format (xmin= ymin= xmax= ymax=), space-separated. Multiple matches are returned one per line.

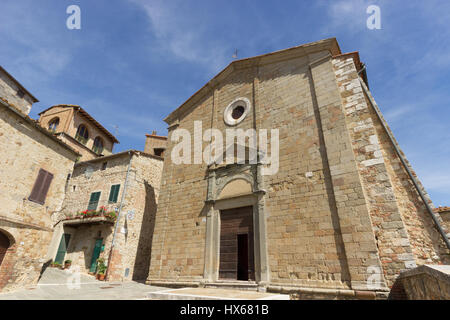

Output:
xmin=54 ymin=234 xmax=71 ymax=264
xmin=108 ymin=184 xmax=120 ymax=203
xmin=89 ymin=239 xmax=103 ymax=273
xmin=87 ymin=192 xmax=101 ymax=211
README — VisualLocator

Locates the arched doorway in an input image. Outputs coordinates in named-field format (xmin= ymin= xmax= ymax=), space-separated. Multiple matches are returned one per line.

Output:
xmin=0 ymin=231 xmax=10 ymax=268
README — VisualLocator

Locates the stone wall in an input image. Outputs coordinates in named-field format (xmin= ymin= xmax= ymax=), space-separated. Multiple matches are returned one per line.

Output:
xmin=144 ymin=132 xmax=167 ymax=156
xmin=0 ymin=103 xmax=78 ymax=292
xmin=50 ymin=151 xmax=163 ymax=281
xmin=107 ymin=152 xmax=163 ymax=281
xmin=147 ymin=39 xmax=447 ymax=296
xmin=0 ymin=68 xmax=35 ymax=115
xmin=147 ymin=90 xmax=212 ymax=283
xmin=395 ymin=265 xmax=450 ymax=300
xmin=148 ymin=43 xmax=363 ymax=289
xmin=257 ymin=53 xmax=354 ymax=289
xmin=435 ymin=208 xmax=450 ymax=238
xmin=331 ymin=54 xmax=449 ymax=287
xmin=64 ymin=224 xmax=114 ymax=274
xmin=38 ymin=106 xmax=115 ymax=160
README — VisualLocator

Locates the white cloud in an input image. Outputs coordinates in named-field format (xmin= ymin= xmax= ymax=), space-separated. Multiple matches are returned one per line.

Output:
xmin=318 ymin=0 xmax=371 ymax=34
xmin=0 ymin=1 xmax=77 ymax=83
xmin=128 ymin=0 xmax=229 ymax=72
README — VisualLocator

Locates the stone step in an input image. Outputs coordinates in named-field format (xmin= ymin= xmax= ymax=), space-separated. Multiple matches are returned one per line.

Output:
xmin=204 ymin=281 xmax=259 ymax=291
xmin=147 ymin=287 xmax=290 ymax=300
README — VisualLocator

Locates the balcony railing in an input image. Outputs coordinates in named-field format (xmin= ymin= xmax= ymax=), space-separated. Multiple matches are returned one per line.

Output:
xmin=64 ymin=206 xmax=117 ymax=223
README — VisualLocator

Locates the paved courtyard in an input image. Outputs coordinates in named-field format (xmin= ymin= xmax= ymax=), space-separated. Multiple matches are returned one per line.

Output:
xmin=0 ymin=268 xmax=289 ymax=300
xmin=0 ymin=268 xmax=165 ymax=300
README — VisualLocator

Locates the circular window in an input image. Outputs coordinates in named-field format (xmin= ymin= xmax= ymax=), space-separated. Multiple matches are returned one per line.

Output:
xmin=224 ymin=97 xmax=251 ymax=126
xmin=231 ymin=106 xmax=245 ymax=120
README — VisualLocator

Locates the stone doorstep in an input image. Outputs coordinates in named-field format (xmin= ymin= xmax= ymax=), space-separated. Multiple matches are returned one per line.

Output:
xmin=147 ymin=287 xmax=290 ymax=300
xmin=147 ymin=280 xmax=261 ymax=291
xmin=203 ymin=280 xmax=259 ymax=291
xmin=146 ymin=280 xmax=390 ymax=300
xmin=267 ymin=285 xmax=389 ymax=300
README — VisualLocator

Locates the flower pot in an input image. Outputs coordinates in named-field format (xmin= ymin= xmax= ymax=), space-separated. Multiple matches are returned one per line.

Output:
xmin=98 ymin=274 xmax=105 ymax=281
xmin=64 ymin=263 xmax=71 ymax=269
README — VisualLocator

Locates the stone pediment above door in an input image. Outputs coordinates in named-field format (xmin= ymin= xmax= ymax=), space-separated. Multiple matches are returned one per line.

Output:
xmin=206 ymin=164 xmax=257 ymax=202
xmin=217 ymin=178 xmax=253 ymax=200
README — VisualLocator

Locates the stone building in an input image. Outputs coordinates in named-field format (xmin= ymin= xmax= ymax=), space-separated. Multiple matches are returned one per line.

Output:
xmin=38 ymin=105 xmax=119 ymax=161
xmin=48 ymin=148 xmax=163 ymax=281
xmin=0 ymin=66 xmax=38 ymax=115
xmin=0 ymin=68 xmax=79 ymax=291
xmin=146 ymin=38 xmax=450 ymax=299
xmin=144 ymin=131 xmax=168 ymax=157
xmin=435 ymin=207 xmax=450 ymax=238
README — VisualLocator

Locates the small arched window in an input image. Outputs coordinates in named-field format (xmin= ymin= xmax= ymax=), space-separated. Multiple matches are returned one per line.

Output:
xmin=48 ymin=118 xmax=59 ymax=132
xmin=93 ymin=137 xmax=104 ymax=154
xmin=75 ymin=124 xmax=89 ymax=144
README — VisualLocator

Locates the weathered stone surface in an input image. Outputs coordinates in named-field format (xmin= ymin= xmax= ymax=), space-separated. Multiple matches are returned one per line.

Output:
xmin=48 ymin=151 xmax=163 ymax=281
xmin=38 ymin=105 xmax=118 ymax=161
xmin=396 ymin=265 xmax=450 ymax=300
xmin=0 ymin=67 xmax=36 ymax=115
xmin=147 ymin=39 xmax=448 ymax=296
xmin=144 ymin=131 xmax=167 ymax=157
xmin=0 ymin=102 xmax=78 ymax=292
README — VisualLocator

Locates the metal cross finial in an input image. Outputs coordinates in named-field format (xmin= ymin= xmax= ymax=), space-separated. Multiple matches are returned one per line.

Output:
xmin=232 ymin=49 xmax=238 ymax=59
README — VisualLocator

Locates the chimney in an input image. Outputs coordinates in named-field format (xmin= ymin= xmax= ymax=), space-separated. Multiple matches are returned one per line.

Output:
xmin=144 ymin=131 xmax=168 ymax=157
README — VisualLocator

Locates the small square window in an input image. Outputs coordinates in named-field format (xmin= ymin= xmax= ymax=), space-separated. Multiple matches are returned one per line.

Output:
xmin=16 ymin=89 xmax=25 ymax=98
xmin=101 ymin=162 xmax=108 ymax=170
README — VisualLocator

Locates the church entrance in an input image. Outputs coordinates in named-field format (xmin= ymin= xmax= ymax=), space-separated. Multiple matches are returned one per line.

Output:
xmin=219 ymin=206 xmax=255 ymax=281
xmin=0 ymin=231 xmax=10 ymax=268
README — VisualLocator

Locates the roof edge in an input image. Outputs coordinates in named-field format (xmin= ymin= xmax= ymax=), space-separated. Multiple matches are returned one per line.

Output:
xmin=0 ymin=66 xmax=39 ymax=103
xmin=74 ymin=149 xmax=163 ymax=166
xmin=0 ymin=98 xmax=80 ymax=157
xmin=145 ymin=133 xmax=168 ymax=140
xmin=39 ymin=105 xmax=120 ymax=144
xmin=164 ymin=38 xmax=341 ymax=125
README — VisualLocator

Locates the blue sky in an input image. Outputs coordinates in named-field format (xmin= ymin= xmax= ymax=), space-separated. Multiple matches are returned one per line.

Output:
xmin=1 ymin=0 xmax=449 ymax=205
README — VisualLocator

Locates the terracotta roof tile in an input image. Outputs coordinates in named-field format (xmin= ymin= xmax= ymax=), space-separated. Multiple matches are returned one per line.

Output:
xmin=434 ymin=206 xmax=450 ymax=213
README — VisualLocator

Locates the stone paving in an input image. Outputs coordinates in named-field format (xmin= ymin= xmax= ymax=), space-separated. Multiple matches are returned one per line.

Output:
xmin=0 ymin=268 xmax=165 ymax=300
xmin=147 ymin=287 xmax=290 ymax=300
xmin=0 ymin=268 xmax=290 ymax=300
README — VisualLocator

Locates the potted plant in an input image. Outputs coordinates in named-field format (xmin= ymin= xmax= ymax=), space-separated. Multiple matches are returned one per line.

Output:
xmin=96 ymin=258 xmax=107 ymax=281
xmin=64 ymin=260 xmax=72 ymax=269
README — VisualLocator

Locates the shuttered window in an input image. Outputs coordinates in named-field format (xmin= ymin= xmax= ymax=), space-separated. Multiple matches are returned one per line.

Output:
xmin=108 ymin=184 xmax=120 ymax=203
xmin=87 ymin=192 xmax=101 ymax=211
xmin=28 ymin=169 xmax=54 ymax=205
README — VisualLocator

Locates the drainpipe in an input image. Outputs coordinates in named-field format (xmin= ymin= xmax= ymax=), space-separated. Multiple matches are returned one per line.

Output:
xmin=105 ymin=151 xmax=133 ymax=280
xmin=358 ymin=77 xmax=450 ymax=250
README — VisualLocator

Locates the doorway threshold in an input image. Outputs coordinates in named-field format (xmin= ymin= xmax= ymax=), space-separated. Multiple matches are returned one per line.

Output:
xmin=204 ymin=280 xmax=259 ymax=291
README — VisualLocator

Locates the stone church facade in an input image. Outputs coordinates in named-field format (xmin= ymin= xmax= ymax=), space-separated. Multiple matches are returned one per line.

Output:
xmin=146 ymin=38 xmax=449 ymax=298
